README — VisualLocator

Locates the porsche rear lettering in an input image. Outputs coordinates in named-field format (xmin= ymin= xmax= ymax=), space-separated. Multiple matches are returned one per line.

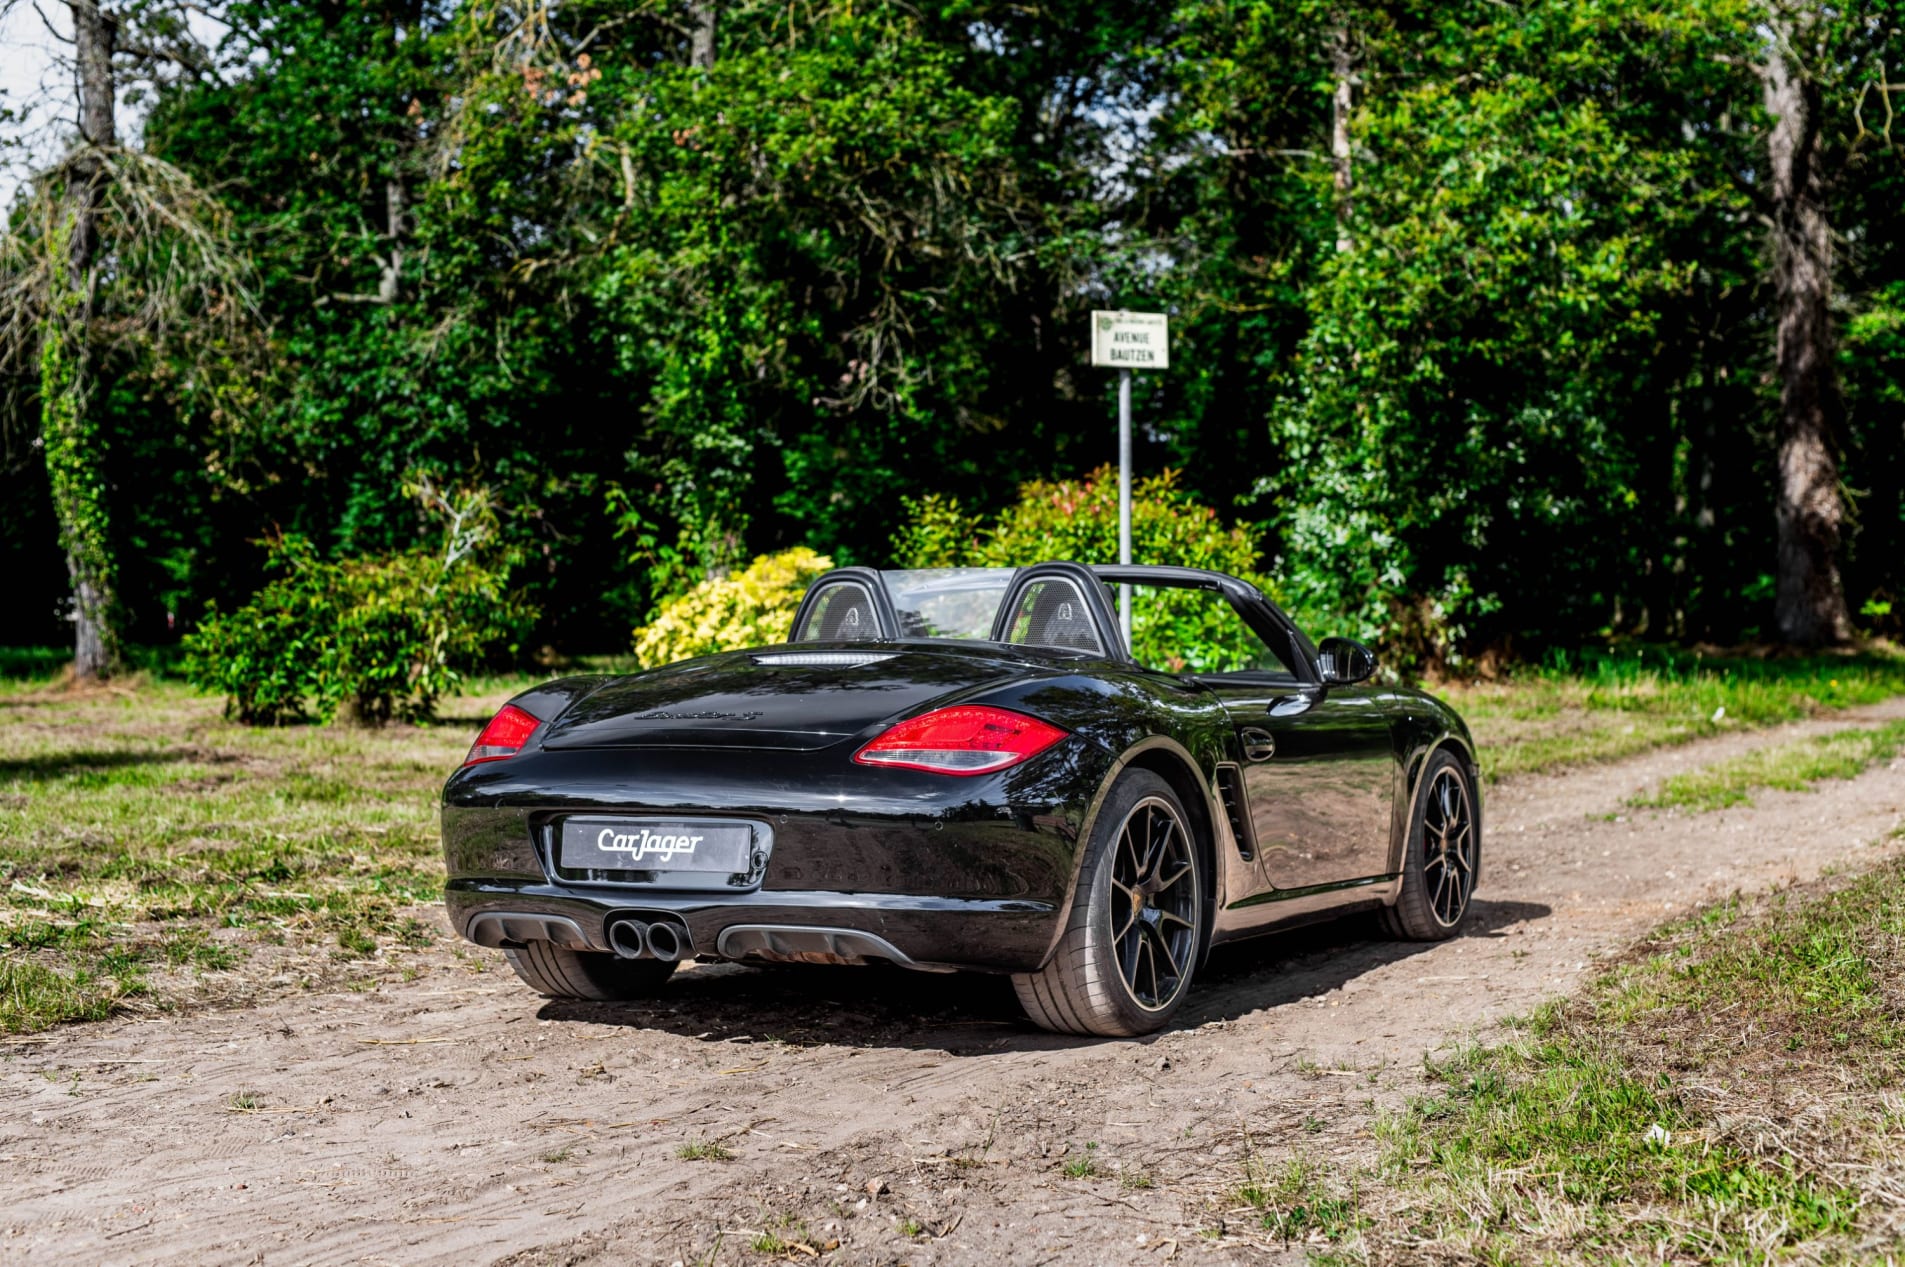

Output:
xmin=594 ymin=827 xmax=705 ymax=862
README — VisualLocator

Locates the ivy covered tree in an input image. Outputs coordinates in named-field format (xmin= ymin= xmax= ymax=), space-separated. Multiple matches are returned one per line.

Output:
xmin=0 ymin=0 xmax=256 ymax=678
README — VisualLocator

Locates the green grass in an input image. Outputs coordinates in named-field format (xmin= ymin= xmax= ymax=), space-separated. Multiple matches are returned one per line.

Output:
xmin=1633 ymin=718 xmax=1905 ymax=812
xmin=1445 ymin=643 xmax=1905 ymax=779
xmin=1234 ymin=1155 xmax=1363 ymax=1245
xmin=1061 ymin=1141 xmax=1100 ymax=1178
xmin=1343 ymin=852 xmax=1905 ymax=1264
xmin=676 ymin=1140 xmax=734 ymax=1161
xmin=0 ymin=673 xmax=536 ymax=1033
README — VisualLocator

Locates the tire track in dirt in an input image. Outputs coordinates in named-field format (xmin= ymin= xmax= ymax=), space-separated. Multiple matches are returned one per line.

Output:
xmin=3 ymin=701 xmax=1903 ymax=1265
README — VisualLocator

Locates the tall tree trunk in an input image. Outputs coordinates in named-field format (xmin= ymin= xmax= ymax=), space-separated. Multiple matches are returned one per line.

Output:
xmin=1763 ymin=15 xmax=1852 ymax=646
xmin=48 ymin=0 xmax=122 ymax=680
xmin=689 ymin=1 xmax=717 ymax=69
xmin=1330 ymin=22 xmax=1356 ymax=253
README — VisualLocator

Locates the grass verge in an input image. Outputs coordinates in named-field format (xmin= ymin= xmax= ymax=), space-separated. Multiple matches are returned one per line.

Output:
xmin=1445 ymin=644 xmax=1905 ymax=779
xmin=1324 ymin=850 xmax=1905 ymax=1264
xmin=0 ymin=674 xmax=533 ymax=1034
xmin=1632 ymin=718 xmax=1905 ymax=812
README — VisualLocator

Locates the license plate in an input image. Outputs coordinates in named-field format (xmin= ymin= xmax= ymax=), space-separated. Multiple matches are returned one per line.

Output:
xmin=557 ymin=817 xmax=755 ymax=876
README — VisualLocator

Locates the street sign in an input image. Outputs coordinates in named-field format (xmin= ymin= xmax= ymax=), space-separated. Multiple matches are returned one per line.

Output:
xmin=1090 ymin=310 xmax=1169 ymax=370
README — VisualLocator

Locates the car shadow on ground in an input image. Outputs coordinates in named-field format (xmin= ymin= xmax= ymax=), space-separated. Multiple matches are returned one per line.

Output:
xmin=538 ymin=897 xmax=1553 ymax=1056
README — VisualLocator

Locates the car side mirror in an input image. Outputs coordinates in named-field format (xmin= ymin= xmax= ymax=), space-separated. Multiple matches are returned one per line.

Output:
xmin=1317 ymin=637 xmax=1377 ymax=686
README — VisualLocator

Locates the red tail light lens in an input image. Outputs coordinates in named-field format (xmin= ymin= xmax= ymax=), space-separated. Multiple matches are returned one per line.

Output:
xmin=463 ymin=703 xmax=541 ymax=767
xmin=854 ymin=705 xmax=1067 ymax=776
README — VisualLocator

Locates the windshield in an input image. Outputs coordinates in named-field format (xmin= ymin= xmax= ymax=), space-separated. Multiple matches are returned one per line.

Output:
xmin=880 ymin=568 xmax=1015 ymax=640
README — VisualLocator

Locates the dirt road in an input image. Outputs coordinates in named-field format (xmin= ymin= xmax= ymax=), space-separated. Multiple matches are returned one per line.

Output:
xmin=5 ymin=704 xmax=1904 ymax=1266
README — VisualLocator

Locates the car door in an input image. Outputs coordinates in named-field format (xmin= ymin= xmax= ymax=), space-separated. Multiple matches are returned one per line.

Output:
xmin=1117 ymin=581 xmax=1397 ymax=892
xmin=1194 ymin=677 xmax=1397 ymax=890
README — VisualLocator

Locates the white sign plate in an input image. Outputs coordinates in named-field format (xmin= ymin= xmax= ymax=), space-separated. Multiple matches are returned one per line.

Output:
xmin=1090 ymin=310 xmax=1169 ymax=370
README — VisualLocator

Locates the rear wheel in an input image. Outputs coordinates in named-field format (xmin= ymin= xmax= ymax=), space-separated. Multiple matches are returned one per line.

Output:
xmin=1381 ymin=749 xmax=1478 ymax=940
xmin=1013 ymin=770 xmax=1204 ymax=1037
xmin=502 ymin=942 xmax=677 ymax=1001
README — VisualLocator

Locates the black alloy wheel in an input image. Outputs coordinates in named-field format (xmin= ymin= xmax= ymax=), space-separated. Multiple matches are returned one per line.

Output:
xmin=1421 ymin=765 xmax=1476 ymax=925
xmin=1382 ymin=748 xmax=1479 ymax=940
xmin=1108 ymin=796 xmax=1200 ymax=1009
xmin=1013 ymin=769 xmax=1206 ymax=1036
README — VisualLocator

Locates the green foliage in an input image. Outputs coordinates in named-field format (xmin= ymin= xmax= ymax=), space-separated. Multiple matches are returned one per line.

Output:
xmin=631 ymin=547 xmax=834 ymax=668
xmin=894 ymin=465 xmax=1287 ymax=669
xmin=37 ymin=215 xmax=122 ymax=673
xmin=183 ymin=490 xmax=535 ymax=724
xmin=1259 ymin=0 xmax=1766 ymax=663
xmin=3 ymin=0 xmax=1902 ymax=666
xmin=895 ymin=465 xmax=1259 ymax=574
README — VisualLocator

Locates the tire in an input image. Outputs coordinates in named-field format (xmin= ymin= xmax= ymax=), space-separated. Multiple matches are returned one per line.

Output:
xmin=502 ymin=941 xmax=677 ymax=1001
xmin=1381 ymin=747 xmax=1479 ymax=941
xmin=1013 ymin=769 xmax=1205 ymax=1037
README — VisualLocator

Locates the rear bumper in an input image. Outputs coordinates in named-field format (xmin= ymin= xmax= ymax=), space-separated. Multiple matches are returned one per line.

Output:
xmin=444 ymin=878 xmax=1059 ymax=972
xmin=441 ymin=739 xmax=1114 ymax=973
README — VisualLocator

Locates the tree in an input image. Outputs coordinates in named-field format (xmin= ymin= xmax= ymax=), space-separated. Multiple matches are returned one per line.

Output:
xmin=0 ymin=0 xmax=255 ymax=678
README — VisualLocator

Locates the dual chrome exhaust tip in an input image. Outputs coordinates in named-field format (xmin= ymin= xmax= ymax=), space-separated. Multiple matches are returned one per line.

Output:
xmin=606 ymin=917 xmax=690 ymax=963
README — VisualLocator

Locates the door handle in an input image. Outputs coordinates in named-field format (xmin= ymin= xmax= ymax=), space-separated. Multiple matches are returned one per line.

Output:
xmin=1239 ymin=727 xmax=1277 ymax=762
xmin=1269 ymin=692 xmax=1319 ymax=717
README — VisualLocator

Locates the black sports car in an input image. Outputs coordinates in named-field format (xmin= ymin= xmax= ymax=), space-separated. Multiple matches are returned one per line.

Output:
xmin=442 ymin=563 xmax=1481 ymax=1036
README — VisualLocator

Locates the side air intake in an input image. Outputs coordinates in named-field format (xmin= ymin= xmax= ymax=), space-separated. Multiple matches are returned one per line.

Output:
xmin=1215 ymin=766 xmax=1256 ymax=861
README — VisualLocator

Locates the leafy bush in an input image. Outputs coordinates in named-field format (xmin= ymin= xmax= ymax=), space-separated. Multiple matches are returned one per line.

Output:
xmin=185 ymin=489 xmax=534 ymax=725
xmin=632 ymin=547 xmax=835 ymax=668
xmin=893 ymin=466 xmax=1297 ymax=669
xmin=894 ymin=466 xmax=1259 ymax=576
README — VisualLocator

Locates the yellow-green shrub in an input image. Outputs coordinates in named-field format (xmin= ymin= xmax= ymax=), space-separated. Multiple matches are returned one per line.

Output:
xmin=632 ymin=548 xmax=834 ymax=667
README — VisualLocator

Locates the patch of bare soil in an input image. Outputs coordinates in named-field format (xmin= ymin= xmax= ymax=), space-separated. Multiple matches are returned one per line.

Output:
xmin=4 ymin=702 xmax=1904 ymax=1266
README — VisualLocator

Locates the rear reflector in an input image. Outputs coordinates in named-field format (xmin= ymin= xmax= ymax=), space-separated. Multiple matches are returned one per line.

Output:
xmin=853 ymin=705 xmax=1066 ymax=776
xmin=463 ymin=703 xmax=541 ymax=767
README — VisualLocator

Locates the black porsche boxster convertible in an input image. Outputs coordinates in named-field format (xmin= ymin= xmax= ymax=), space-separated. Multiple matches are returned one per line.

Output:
xmin=442 ymin=563 xmax=1480 ymax=1036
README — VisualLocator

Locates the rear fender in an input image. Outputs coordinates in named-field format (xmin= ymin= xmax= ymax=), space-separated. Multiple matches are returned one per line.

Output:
xmin=1033 ymin=735 xmax=1229 ymax=973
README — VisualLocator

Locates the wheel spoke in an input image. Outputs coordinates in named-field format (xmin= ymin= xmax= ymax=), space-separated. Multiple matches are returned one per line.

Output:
xmin=1153 ymin=860 xmax=1193 ymax=895
xmin=1148 ymin=923 xmax=1182 ymax=981
xmin=1119 ymin=824 xmax=1142 ymax=884
xmin=1142 ymin=812 xmax=1171 ymax=881
xmin=1119 ymin=922 xmax=1142 ymax=984
xmin=1158 ymin=909 xmax=1195 ymax=931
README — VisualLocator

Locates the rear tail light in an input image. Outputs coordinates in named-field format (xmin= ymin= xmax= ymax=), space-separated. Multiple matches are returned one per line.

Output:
xmin=853 ymin=705 xmax=1067 ymax=776
xmin=463 ymin=703 xmax=541 ymax=767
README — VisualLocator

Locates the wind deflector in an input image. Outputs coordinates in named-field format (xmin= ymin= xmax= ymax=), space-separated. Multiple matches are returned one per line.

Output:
xmin=990 ymin=562 xmax=1130 ymax=661
xmin=789 ymin=567 xmax=902 ymax=642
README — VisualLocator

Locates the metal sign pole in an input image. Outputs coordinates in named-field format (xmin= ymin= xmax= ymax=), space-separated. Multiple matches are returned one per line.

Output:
xmin=1090 ymin=309 xmax=1166 ymax=657
xmin=1118 ymin=367 xmax=1133 ymax=650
